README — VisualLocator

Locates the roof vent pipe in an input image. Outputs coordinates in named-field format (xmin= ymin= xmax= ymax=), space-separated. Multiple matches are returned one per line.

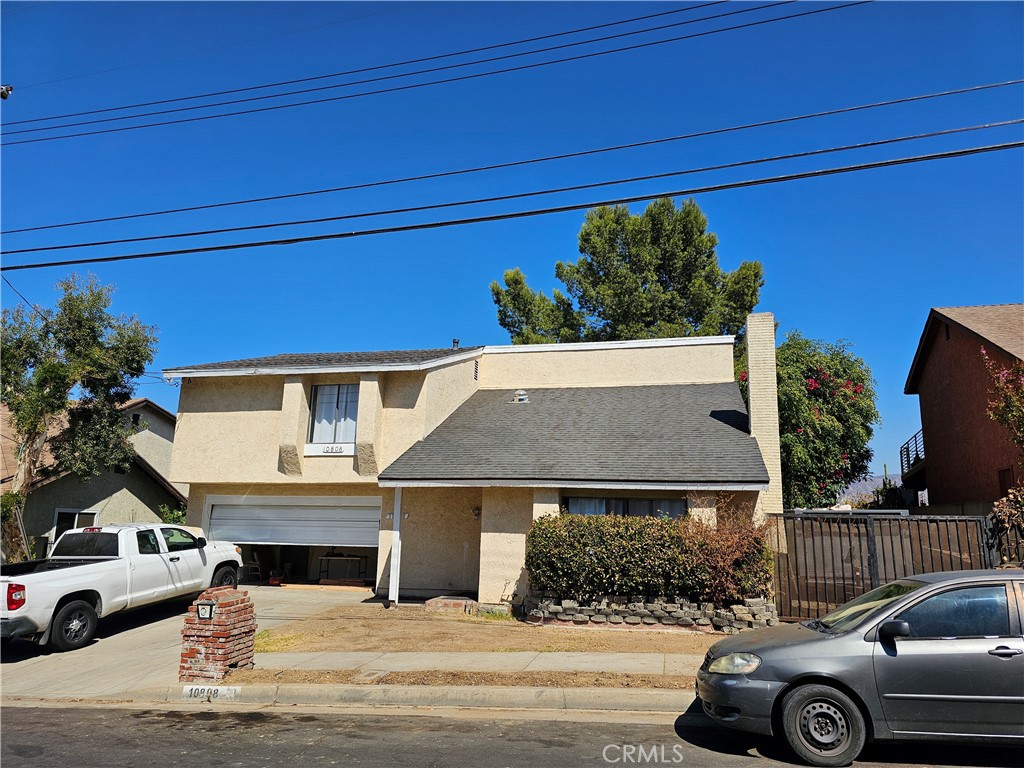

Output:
xmin=452 ymin=338 xmax=459 ymax=349
xmin=513 ymin=389 xmax=529 ymax=403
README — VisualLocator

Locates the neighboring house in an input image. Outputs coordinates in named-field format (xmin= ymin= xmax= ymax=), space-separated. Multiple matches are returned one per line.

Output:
xmin=1 ymin=399 xmax=188 ymax=555
xmin=901 ymin=304 xmax=1024 ymax=515
xmin=164 ymin=312 xmax=783 ymax=605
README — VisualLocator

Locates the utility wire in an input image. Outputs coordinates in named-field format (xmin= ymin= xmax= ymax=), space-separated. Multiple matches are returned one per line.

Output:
xmin=1 ymin=1 xmax=869 ymax=147
xmin=16 ymin=8 xmax=397 ymax=91
xmin=7 ymin=120 xmax=1020 ymax=256
xmin=1 ymin=275 xmax=46 ymax=320
xmin=4 ymin=79 xmax=1018 ymax=237
xmin=3 ymin=2 xmax=771 ymax=136
xmin=3 ymin=141 xmax=1019 ymax=274
xmin=6 ymin=3 xmax=725 ymax=122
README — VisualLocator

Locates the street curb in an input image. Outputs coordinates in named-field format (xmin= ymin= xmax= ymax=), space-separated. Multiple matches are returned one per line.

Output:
xmin=113 ymin=684 xmax=702 ymax=715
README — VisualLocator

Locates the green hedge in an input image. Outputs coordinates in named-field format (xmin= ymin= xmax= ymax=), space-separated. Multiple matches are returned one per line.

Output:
xmin=525 ymin=513 xmax=773 ymax=604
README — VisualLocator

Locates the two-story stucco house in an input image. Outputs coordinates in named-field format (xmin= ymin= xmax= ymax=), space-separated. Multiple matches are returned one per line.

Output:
xmin=165 ymin=312 xmax=782 ymax=605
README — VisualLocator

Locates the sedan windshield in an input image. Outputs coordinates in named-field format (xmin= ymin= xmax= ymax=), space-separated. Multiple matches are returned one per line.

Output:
xmin=816 ymin=579 xmax=925 ymax=632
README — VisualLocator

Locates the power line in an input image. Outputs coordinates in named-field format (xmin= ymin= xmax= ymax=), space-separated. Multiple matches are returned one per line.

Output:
xmin=1 ymin=1 xmax=869 ymax=147
xmin=6 ymin=3 xmax=726 ymax=121
xmin=16 ymin=8 xmax=397 ymax=91
xmin=4 ymin=79 xmax=1018 ymax=237
xmin=7 ymin=120 xmax=1019 ymax=256
xmin=1 ymin=275 xmax=47 ymax=321
xmin=3 ymin=141 xmax=1019 ymax=273
xmin=3 ymin=2 xmax=770 ymax=136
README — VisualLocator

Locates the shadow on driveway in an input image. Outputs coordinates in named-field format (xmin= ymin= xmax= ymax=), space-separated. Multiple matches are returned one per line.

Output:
xmin=1 ymin=597 xmax=192 ymax=663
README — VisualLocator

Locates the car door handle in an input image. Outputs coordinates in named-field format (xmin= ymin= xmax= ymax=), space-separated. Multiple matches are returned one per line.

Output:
xmin=988 ymin=646 xmax=1023 ymax=658
xmin=169 ymin=556 xmax=180 ymax=562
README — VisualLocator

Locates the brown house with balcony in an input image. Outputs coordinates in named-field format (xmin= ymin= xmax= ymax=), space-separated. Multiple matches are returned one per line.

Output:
xmin=901 ymin=304 xmax=1024 ymax=514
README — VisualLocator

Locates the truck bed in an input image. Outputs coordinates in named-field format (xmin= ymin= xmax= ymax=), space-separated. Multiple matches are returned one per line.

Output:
xmin=1 ymin=558 xmax=115 ymax=577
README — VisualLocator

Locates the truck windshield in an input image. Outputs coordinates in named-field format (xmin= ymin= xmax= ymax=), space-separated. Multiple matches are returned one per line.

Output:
xmin=51 ymin=532 xmax=119 ymax=558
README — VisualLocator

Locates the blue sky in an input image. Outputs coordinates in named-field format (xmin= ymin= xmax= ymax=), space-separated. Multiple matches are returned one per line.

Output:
xmin=1 ymin=1 xmax=1022 ymax=476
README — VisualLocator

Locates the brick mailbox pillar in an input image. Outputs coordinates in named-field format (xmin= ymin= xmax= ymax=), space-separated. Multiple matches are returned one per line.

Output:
xmin=179 ymin=586 xmax=256 ymax=683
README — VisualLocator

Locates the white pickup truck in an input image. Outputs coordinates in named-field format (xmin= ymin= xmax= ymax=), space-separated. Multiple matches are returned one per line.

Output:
xmin=0 ymin=523 xmax=243 ymax=652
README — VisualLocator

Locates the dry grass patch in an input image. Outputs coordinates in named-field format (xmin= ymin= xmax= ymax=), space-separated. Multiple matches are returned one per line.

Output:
xmin=250 ymin=602 xmax=719 ymax=655
xmin=225 ymin=668 xmax=695 ymax=689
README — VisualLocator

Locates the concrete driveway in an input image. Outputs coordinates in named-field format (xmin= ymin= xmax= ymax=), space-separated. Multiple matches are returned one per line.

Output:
xmin=0 ymin=586 xmax=373 ymax=700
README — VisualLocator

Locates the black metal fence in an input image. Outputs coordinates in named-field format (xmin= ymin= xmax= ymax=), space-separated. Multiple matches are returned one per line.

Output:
xmin=771 ymin=513 xmax=1001 ymax=621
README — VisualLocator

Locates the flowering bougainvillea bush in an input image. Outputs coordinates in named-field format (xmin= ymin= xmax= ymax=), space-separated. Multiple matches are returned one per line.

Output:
xmin=525 ymin=512 xmax=773 ymax=604
xmin=738 ymin=331 xmax=880 ymax=508
xmin=981 ymin=347 xmax=1024 ymax=461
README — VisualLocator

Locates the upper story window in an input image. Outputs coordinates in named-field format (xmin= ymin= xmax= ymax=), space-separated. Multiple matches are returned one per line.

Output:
xmin=564 ymin=497 xmax=687 ymax=519
xmin=308 ymin=384 xmax=359 ymax=452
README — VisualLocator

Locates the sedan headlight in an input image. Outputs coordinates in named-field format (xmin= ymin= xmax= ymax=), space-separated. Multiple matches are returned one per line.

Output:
xmin=707 ymin=652 xmax=761 ymax=675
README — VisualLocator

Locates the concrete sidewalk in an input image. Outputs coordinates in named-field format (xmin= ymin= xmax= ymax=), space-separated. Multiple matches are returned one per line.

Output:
xmin=2 ymin=586 xmax=706 ymax=716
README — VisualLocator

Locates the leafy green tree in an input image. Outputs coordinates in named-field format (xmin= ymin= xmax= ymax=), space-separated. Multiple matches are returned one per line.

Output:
xmin=740 ymin=332 xmax=880 ymax=508
xmin=491 ymin=197 xmax=763 ymax=344
xmin=1 ymin=275 xmax=157 ymax=558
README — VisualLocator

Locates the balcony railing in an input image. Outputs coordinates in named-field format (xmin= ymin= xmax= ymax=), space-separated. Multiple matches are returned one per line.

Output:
xmin=899 ymin=429 xmax=925 ymax=476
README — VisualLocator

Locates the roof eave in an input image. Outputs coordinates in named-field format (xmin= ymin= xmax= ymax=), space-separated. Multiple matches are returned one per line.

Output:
xmin=376 ymin=478 xmax=768 ymax=491
xmin=163 ymin=347 xmax=485 ymax=378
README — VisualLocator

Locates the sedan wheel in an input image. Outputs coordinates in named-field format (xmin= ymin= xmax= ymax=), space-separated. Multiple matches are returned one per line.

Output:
xmin=781 ymin=684 xmax=866 ymax=767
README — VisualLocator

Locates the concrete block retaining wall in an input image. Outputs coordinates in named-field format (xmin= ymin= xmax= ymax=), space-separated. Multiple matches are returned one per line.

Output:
xmin=523 ymin=595 xmax=779 ymax=634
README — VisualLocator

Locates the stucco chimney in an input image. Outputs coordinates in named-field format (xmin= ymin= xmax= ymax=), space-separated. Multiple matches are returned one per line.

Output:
xmin=746 ymin=312 xmax=783 ymax=520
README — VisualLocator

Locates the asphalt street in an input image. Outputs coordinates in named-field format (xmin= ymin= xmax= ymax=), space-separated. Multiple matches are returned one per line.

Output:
xmin=2 ymin=705 xmax=1020 ymax=768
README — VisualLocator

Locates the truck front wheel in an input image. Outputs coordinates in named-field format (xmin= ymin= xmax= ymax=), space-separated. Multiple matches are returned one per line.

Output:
xmin=211 ymin=565 xmax=238 ymax=589
xmin=50 ymin=600 xmax=98 ymax=652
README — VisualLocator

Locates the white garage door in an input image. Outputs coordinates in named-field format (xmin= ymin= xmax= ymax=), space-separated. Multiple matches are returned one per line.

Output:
xmin=208 ymin=497 xmax=380 ymax=547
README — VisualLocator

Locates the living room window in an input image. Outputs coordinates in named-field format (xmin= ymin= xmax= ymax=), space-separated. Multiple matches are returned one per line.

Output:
xmin=564 ymin=497 xmax=687 ymax=519
xmin=307 ymin=384 xmax=359 ymax=454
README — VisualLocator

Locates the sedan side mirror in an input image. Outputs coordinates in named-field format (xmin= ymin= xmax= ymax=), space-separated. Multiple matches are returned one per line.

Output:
xmin=197 ymin=537 xmax=208 ymax=549
xmin=878 ymin=620 xmax=911 ymax=643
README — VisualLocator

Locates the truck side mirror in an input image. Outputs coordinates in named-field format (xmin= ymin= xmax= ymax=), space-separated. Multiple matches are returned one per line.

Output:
xmin=878 ymin=620 xmax=911 ymax=643
xmin=197 ymin=537 xmax=207 ymax=549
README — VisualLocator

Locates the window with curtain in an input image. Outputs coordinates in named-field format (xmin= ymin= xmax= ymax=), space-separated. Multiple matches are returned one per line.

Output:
xmin=563 ymin=497 xmax=687 ymax=519
xmin=309 ymin=384 xmax=359 ymax=444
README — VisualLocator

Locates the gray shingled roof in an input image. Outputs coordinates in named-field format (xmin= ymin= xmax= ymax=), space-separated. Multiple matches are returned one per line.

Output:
xmin=379 ymin=383 xmax=769 ymax=485
xmin=168 ymin=347 xmax=482 ymax=373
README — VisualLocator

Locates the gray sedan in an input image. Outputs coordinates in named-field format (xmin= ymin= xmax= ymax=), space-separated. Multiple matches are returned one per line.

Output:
xmin=695 ymin=569 xmax=1024 ymax=766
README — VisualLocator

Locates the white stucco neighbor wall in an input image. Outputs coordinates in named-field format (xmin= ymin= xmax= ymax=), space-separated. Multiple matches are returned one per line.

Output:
xmin=746 ymin=313 xmax=783 ymax=522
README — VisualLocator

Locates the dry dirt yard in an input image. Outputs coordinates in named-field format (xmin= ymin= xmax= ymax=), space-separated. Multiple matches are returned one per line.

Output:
xmin=229 ymin=601 xmax=719 ymax=688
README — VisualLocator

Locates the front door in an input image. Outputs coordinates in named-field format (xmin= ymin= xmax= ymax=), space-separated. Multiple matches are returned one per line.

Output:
xmin=872 ymin=582 xmax=1024 ymax=736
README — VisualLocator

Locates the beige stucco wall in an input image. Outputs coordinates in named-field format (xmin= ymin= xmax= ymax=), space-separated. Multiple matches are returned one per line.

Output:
xmin=172 ymin=360 xmax=479 ymax=487
xmin=391 ymin=487 xmax=482 ymax=596
xmin=23 ymin=468 xmax=169 ymax=547
xmin=378 ymin=358 xmax=479 ymax=468
xmin=478 ymin=341 xmax=734 ymax=389
xmin=477 ymin=487 xmax=535 ymax=604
